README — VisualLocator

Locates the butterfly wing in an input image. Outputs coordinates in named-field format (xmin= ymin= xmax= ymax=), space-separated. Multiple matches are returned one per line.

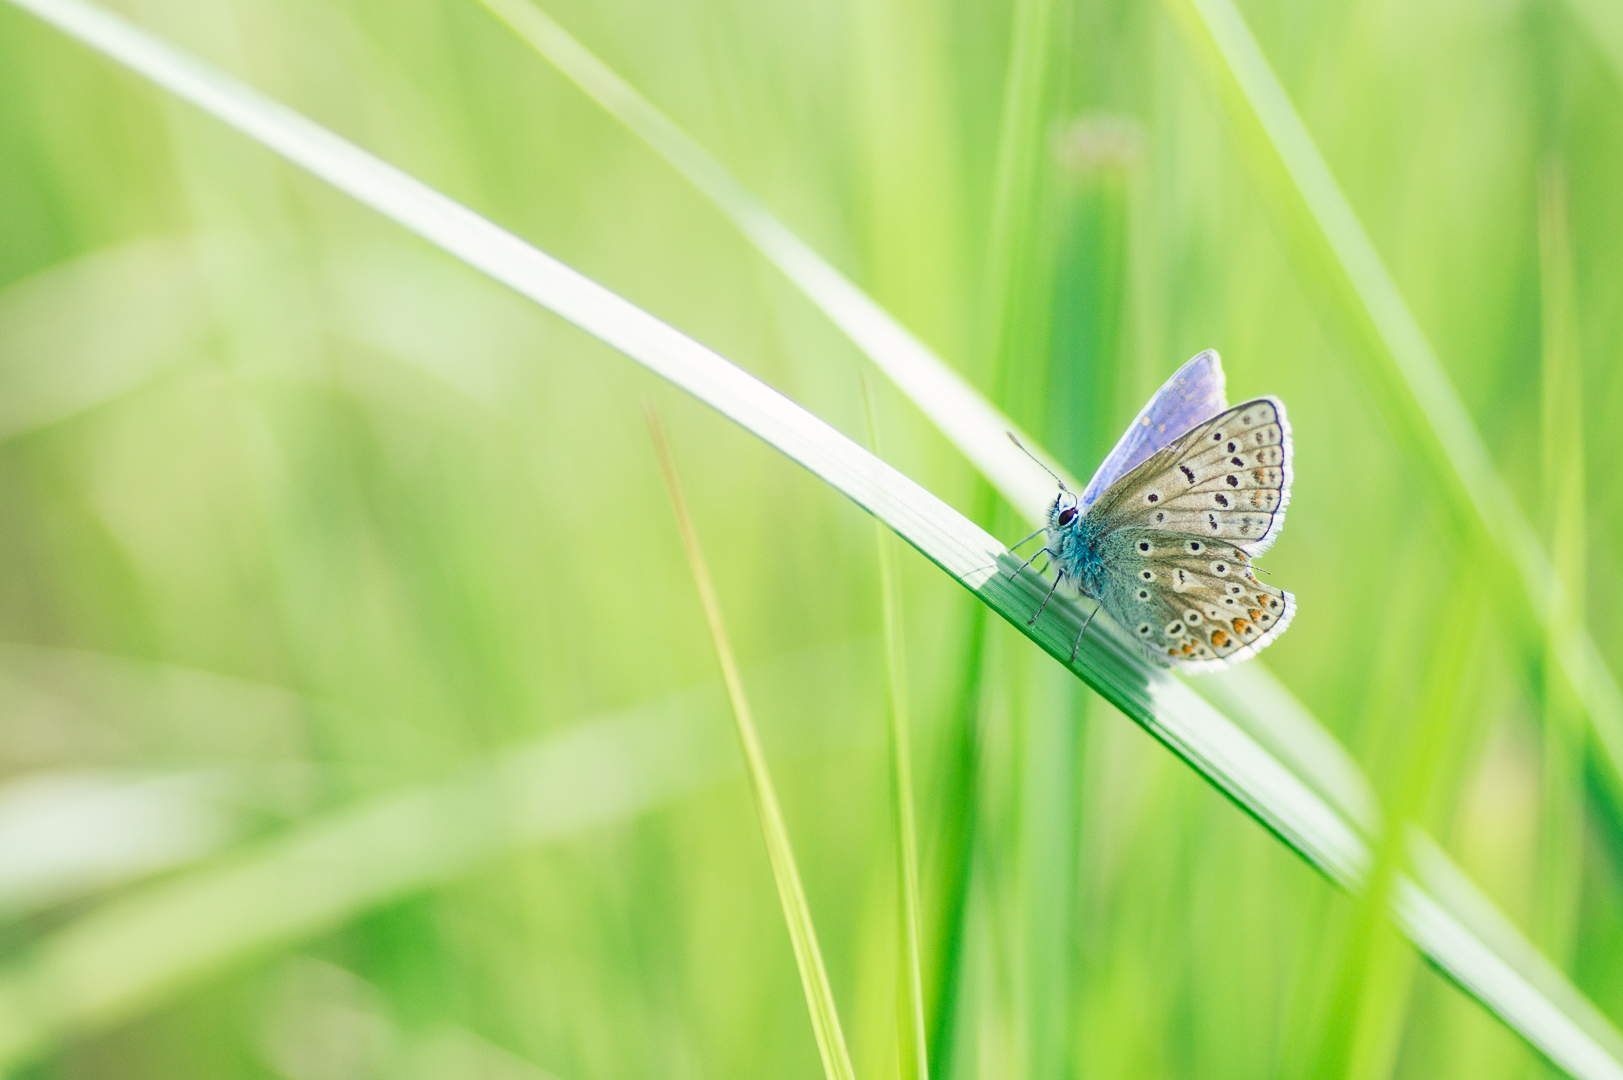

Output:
xmin=1087 ymin=396 xmax=1292 ymax=557
xmin=1098 ymin=528 xmax=1296 ymax=670
xmin=1085 ymin=396 xmax=1295 ymax=670
xmin=1078 ymin=349 xmax=1229 ymax=510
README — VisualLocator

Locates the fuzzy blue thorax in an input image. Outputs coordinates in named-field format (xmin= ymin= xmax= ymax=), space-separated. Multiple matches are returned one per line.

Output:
xmin=1045 ymin=491 xmax=1106 ymax=602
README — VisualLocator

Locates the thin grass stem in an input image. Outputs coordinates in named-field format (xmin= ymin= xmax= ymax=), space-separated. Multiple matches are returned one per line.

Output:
xmin=1536 ymin=159 xmax=1586 ymax=966
xmin=861 ymin=379 xmax=929 ymax=1080
xmin=645 ymin=404 xmax=857 ymax=1080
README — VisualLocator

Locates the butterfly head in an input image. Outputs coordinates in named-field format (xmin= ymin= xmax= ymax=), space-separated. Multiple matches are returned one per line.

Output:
xmin=1049 ymin=489 xmax=1080 ymax=530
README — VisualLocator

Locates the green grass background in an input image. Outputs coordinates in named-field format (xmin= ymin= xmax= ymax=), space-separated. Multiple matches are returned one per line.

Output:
xmin=0 ymin=0 xmax=1621 ymax=1076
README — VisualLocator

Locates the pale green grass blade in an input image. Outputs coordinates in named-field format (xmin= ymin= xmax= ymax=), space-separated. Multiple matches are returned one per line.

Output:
xmin=1196 ymin=664 xmax=1378 ymax=831
xmin=11 ymin=1 xmax=1622 ymax=1073
xmin=0 ymin=770 xmax=236 ymax=918
xmin=474 ymin=0 xmax=1065 ymax=512
xmin=1307 ymin=580 xmax=1479 ymax=1080
xmin=1566 ymin=0 xmax=1623 ymax=88
xmin=0 ymin=238 xmax=209 ymax=440
xmin=1536 ymin=161 xmax=1586 ymax=966
xmin=0 ymin=687 xmax=734 ymax=1067
xmin=0 ymin=640 xmax=883 ymax=1068
xmin=1162 ymin=0 xmax=1623 ymax=824
xmin=863 ymin=380 xmax=930 ymax=1080
xmin=646 ymin=406 xmax=857 ymax=1080
xmin=982 ymin=0 xmax=1060 ymax=396
xmin=1408 ymin=832 xmax=1623 ymax=1068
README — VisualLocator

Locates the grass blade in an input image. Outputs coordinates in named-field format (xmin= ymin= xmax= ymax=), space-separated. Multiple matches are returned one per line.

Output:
xmin=1536 ymin=159 xmax=1586 ymax=965
xmin=1161 ymin=0 xmax=1623 ymax=830
xmin=11 ymin=1 xmax=1621 ymax=1073
xmin=0 ymin=687 xmax=735 ymax=1066
xmin=982 ymin=0 xmax=1061 ymax=402
xmin=474 ymin=0 xmax=1064 ymax=513
xmin=0 ymin=641 xmax=882 ymax=1068
xmin=862 ymin=380 xmax=929 ymax=1080
xmin=1566 ymin=0 xmax=1623 ymax=88
xmin=646 ymin=406 xmax=857 ymax=1080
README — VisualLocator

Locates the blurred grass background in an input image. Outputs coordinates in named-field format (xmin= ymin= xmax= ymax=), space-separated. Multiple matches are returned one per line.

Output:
xmin=0 ymin=0 xmax=1621 ymax=1076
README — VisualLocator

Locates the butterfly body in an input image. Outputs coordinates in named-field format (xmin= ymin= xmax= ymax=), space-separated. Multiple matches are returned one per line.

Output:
xmin=1028 ymin=351 xmax=1296 ymax=671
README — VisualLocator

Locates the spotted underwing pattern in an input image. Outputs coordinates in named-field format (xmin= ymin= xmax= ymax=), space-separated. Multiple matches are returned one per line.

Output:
xmin=1033 ymin=352 xmax=1296 ymax=672
xmin=1090 ymin=397 xmax=1291 ymax=554
xmin=1102 ymin=528 xmax=1294 ymax=667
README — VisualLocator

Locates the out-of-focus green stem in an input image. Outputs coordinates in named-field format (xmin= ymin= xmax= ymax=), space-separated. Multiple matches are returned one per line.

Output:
xmin=647 ymin=406 xmax=858 ymax=1080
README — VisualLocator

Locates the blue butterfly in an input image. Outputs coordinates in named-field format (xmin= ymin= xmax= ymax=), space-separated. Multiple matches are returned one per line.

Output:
xmin=1014 ymin=350 xmax=1295 ymax=670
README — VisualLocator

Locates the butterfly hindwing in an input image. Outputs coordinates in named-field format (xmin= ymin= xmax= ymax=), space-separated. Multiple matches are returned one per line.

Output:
xmin=1088 ymin=397 xmax=1292 ymax=558
xmin=1098 ymin=528 xmax=1295 ymax=669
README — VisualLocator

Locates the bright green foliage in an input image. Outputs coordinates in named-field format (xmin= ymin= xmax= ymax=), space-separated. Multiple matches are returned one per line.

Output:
xmin=0 ymin=0 xmax=1621 ymax=1078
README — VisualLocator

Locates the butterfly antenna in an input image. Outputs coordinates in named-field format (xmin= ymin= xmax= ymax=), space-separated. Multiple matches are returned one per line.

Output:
xmin=1007 ymin=432 xmax=1069 ymax=492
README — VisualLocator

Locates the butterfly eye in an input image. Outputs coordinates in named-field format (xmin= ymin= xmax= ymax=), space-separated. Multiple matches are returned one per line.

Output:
xmin=1057 ymin=506 xmax=1078 ymax=527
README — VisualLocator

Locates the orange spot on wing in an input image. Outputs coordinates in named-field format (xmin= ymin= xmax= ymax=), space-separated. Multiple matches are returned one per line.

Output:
xmin=1232 ymin=618 xmax=1253 ymax=636
xmin=1210 ymin=630 xmax=1229 ymax=648
xmin=1248 ymin=608 xmax=1264 ymax=622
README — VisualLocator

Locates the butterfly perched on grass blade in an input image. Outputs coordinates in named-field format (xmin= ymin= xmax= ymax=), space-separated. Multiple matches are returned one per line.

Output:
xmin=1014 ymin=350 xmax=1295 ymax=671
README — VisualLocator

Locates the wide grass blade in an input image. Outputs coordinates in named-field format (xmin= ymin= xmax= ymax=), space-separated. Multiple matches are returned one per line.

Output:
xmin=0 ymin=641 xmax=882 ymax=1068
xmin=863 ymin=380 xmax=930 ymax=1080
xmin=0 ymin=686 xmax=734 ymax=1066
xmin=1566 ymin=0 xmax=1623 ymax=88
xmin=647 ymin=406 xmax=857 ymax=1080
xmin=0 ymin=770 xmax=235 ymax=918
xmin=10 ymin=0 xmax=1622 ymax=1074
xmin=1161 ymin=0 xmax=1623 ymax=831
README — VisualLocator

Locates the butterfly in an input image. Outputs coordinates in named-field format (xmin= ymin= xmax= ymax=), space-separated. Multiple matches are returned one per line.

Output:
xmin=1011 ymin=350 xmax=1295 ymax=671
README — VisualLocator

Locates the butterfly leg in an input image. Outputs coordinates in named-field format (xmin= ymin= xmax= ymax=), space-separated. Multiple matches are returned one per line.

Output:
xmin=1069 ymin=600 xmax=1101 ymax=663
xmin=1027 ymin=571 xmax=1063 ymax=625
xmin=1009 ymin=546 xmax=1051 ymax=579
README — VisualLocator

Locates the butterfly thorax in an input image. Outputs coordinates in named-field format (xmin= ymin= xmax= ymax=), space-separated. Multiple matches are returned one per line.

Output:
xmin=1045 ymin=498 xmax=1108 ymax=601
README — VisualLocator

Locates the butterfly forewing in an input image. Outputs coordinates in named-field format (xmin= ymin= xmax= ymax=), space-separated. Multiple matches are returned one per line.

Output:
xmin=1089 ymin=397 xmax=1292 ymax=558
xmin=1078 ymin=350 xmax=1229 ymax=509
